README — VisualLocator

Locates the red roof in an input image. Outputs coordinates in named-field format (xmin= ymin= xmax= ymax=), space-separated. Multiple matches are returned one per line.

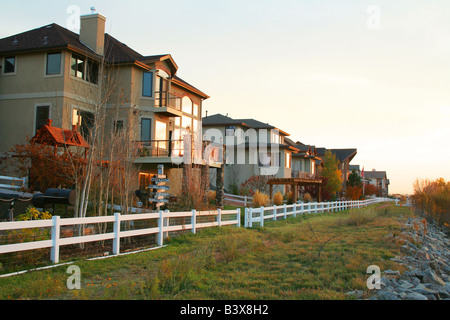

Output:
xmin=32 ymin=120 xmax=89 ymax=148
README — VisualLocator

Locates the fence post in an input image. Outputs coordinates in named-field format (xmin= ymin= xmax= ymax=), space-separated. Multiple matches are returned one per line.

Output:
xmin=249 ymin=208 xmax=253 ymax=228
xmin=314 ymin=202 xmax=317 ymax=214
xmin=283 ymin=204 xmax=287 ymax=220
xmin=191 ymin=209 xmax=196 ymax=234
xmin=244 ymin=196 xmax=247 ymax=207
xmin=50 ymin=216 xmax=60 ymax=264
xmin=260 ymin=206 xmax=264 ymax=227
xmin=244 ymin=208 xmax=249 ymax=228
xmin=157 ymin=210 xmax=164 ymax=246
xmin=217 ymin=208 xmax=222 ymax=227
xmin=273 ymin=205 xmax=277 ymax=221
xmin=237 ymin=208 xmax=241 ymax=228
xmin=293 ymin=203 xmax=297 ymax=218
xmin=113 ymin=212 xmax=121 ymax=255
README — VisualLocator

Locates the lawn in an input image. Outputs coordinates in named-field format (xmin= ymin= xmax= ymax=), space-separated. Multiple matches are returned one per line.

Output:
xmin=0 ymin=203 xmax=412 ymax=300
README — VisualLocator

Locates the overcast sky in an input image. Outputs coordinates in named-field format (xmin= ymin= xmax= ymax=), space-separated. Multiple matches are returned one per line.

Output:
xmin=2 ymin=0 xmax=450 ymax=194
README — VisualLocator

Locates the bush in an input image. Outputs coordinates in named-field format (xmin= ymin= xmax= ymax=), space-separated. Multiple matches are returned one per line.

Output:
xmin=336 ymin=208 xmax=377 ymax=226
xmin=303 ymin=193 xmax=313 ymax=203
xmin=253 ymin=190 xmax=269 ymax=207
xmin=273 ymin=191 xmax=284 ymax=206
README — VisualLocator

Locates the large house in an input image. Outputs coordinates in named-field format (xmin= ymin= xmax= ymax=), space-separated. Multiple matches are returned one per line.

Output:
xmin=0 ymin=12 xmax=223 ymax=200
xmin=202 ymin=114 xmax=323 ymax=194
xmin=364 ymin=169 xmax=389 ymax=197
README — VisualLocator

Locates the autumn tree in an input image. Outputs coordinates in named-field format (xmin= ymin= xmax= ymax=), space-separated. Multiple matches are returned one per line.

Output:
xmin=319 ymin=150 xmax=343 ymax=200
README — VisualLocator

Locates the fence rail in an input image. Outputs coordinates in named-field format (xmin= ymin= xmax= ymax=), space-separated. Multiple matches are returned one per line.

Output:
xmin=0 ymin=208 xmax=241 ymax=264
xmin=244 ymin=197 xmax=396 ymax=228
xmin=0 ymin=197 xmax=397 ymax=267
xmin=223 ymin=193 xmax=253 ymax=206
xmin=0 ymin=175 xmax=27 ymax=190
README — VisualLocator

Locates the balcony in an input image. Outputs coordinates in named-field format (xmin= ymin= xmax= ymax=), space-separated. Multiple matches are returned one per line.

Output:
xmin=149 ymin=91 xmax=182 ymax=117
xmin=291 ymin=170 xmax=318 ymax=180
xmin=135 ymin=139 xmax=223 ymax=168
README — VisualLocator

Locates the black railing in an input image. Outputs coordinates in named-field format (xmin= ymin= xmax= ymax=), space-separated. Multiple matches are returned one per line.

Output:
xmin=154 ymin=91 xmax=181 ymax=110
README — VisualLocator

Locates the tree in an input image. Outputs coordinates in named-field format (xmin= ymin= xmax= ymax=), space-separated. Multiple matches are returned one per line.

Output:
xmin=347 ymin=169 xmax=362 ymax=188
xmin=319 ymin=150 xmax=343 ymax=199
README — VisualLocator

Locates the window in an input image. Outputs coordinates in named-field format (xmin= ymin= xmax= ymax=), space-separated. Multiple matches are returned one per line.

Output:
xmin=182 ymin=116 xmax=192 ymax=129
xmin=113 ymin=120 xmax=124 ymax=133
xmin=182 ymin=96 xmax=192 ymax=114
xmin=35 ymin=106 xmax=50 ymax=134
xmin=271 ymin=131 xmax=280 ymax=144
xmin=141 ymin=118 xmax=152 ymax=142
xmin=79 ymin=110 xmax=95 ymax=139
xmin=142 ymin=72 xmax=153 ymax=97
xmin=193 ymin=104 xmax=199 ymax=117
xmin=71 ymin=54 xmax=85 ymax=79
xmin=46 ymin=52 xmax=61 ymax=75
xmin=4 ymin=56 xmax=15 ymax=74
xmin=225 ymin=126 xmax=235 ymax=136
xmin=155 ymin=121 xmax=167 ymax=149
xmin=285 ymin=152 xmax=291 ymax=168
xmin=87 ymin=60 xmax=99 ymax=84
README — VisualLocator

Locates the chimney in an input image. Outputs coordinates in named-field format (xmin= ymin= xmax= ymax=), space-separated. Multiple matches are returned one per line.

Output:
xmin=79 ymin=11 xmax=106 ymax=55
xmin=47 ymin=119 xmax=53 ymax=127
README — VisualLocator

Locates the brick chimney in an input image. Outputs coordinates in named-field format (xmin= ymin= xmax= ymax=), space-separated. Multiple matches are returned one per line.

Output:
xmin=79 ymin=12 xmax=106 ymax=55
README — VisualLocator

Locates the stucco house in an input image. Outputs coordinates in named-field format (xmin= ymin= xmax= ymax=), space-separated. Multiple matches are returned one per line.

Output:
xmin=0 ymin=11 xmax=223 ymax=200
xmin=364 ymin=169 xmax=389 ymax=197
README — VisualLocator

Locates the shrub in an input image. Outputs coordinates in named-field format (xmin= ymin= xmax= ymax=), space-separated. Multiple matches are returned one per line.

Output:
xmin=303 ymin=193 xmax=313 ymax=203
xmin=273 ymin=191 xmax=284 ymax=206
xmin=253 ymin=190 xmax=269 ymax=207
xmin=286 ymin=191 xmax=294 ymax=204
xmin=336 ymin=208 xmax=377 ymax=226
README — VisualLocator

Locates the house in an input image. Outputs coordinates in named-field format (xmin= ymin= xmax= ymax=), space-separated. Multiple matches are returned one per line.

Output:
xmin=202 ymin=114 xmax=299 ymax=193
xmin=364 ymin=169 xmax=389 ymax=197
xmin=284 ymin=138 xmax=321 ymax=179
xmin=315 ymin=148 xmax=357 ymax=193
xmin=0 ymin=11 xmax=223 ymax=202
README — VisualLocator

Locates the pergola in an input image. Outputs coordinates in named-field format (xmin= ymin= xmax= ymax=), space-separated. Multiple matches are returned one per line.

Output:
xmin=267 ymin=177 xmax=323 ymax=203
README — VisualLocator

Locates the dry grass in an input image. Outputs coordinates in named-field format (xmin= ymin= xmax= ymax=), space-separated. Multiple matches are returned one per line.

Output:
xmin=273 ymin=191 xmax=284 ymax=206
xmin=253 ymin=190 xmax=269 ymax=207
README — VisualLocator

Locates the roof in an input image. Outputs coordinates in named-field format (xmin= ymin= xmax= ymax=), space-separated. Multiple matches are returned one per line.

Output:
xmin=172 ymin=76 xmax=209 ymax=99
xmin=0 ymin=23 xmax=207 ymax=98
xmin=202 ymin=114 xmax=250 ymax=127
xmin=235 ymin=118 xmax=290 ymax=136
xmin=349 ymin=165 xmax=360 ymax=171
xmin=31 ymin=120 xmax=89 ymax=148
xmin=316 ymin=148 xmax=357 ymax=163
xmin=364 ymin=171 xmax=387 ymax=179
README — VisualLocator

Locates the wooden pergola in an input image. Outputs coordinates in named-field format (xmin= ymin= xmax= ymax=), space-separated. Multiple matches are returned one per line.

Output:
xmin=267 ymin=177 xmax=323 ymax=203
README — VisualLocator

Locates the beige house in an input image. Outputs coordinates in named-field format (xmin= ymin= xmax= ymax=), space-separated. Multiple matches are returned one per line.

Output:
xmin=364 ymin=169 xmax=389 ymax=197
xmin=202 ymin=114 xmax=311 ymax=194
xmin=0 ymin=12 xmax=222 ymax=200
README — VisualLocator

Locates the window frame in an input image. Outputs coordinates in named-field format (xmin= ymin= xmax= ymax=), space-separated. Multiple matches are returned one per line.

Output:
xmin=142 ymin=71 xmax=154 ymax=98
xmin=45 ymin=52 xmax=62 ymax=76
xmin=3 ymin=56 xmax=16 ymax=75
xmin=34 ymin=104 xmax=51 ymax=135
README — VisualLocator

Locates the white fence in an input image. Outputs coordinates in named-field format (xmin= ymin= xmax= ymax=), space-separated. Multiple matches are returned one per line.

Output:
xmin=244 ymin=197 xmax=396 ymax=227
xmin=0 ymin=209 xmax=241 ymax=264
xmin=0 ymin=175 xmax=27 ymax=190
xmin=0 ymin=197 xmax=396 ymax=266
xmin=224 ymin=193 xmax=253 ymax=206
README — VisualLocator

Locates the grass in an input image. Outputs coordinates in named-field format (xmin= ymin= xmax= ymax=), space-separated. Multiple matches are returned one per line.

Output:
xmin=0 ymin=203 xmax=412 ymax=300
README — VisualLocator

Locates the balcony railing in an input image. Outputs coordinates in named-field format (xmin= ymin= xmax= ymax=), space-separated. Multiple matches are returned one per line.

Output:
xmin=137 ymin=140 xmax=184 ymax=158
xmin=291 ymin=170 xmax=318 ymax=179
xmin=136 ymin=139 xmax=223 ymax=164
xmin=154 ymin=91 xmax=181 ymax=110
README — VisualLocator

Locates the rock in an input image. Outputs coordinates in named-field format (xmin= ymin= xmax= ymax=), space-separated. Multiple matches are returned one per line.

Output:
xmin=423 ymin=270 xmax=446 ymax=287
xmin=398 ymin=280 xmax=414 ymax=290
xmin=404 ymin=292 xmax=428 ymax=300
xmin=375 ymin=291 xmax=401 ymax=300
xmin=384 ymin=269 xmax=401 ymax=276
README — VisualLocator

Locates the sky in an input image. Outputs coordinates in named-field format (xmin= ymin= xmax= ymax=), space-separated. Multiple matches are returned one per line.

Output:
xmin=2 ymin=0 xmax=450 ymax=194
